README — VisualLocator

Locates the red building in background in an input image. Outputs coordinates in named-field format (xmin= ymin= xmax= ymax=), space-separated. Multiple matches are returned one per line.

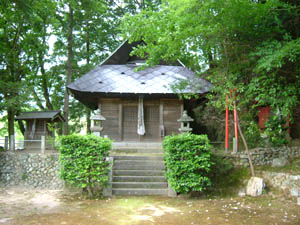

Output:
xmin=258 ymin=106 xmax=271 ymax=129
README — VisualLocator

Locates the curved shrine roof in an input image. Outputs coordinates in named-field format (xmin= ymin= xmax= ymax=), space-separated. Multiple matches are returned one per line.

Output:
xmin=68 ymin=41 xmax=212 ymax=109
xmin=68 ymin=63 xmax=211 ymax=95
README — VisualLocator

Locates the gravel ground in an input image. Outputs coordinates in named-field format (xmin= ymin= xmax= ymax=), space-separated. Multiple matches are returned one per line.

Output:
xmin=0 ymin=187 xmax=299 ymax=225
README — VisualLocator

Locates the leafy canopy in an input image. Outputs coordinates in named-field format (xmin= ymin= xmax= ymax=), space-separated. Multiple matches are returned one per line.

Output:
xmin=121 ymin=0 xmax=300 ymax=144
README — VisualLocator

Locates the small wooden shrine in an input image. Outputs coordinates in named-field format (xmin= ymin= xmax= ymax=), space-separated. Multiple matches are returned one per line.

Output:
xmin=16 ymin=111 xmax=64 ymax=149
xmin=68 ymin=41 xmax=211 ymax=142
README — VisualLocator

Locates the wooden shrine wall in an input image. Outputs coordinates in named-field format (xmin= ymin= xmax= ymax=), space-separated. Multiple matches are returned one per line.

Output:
xmin=99 ymin=98 xmax=183 ymax=142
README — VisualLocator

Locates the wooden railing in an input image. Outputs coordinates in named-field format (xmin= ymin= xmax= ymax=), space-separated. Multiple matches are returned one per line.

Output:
xmin=0 ymin=135 xmax=57 ymax=153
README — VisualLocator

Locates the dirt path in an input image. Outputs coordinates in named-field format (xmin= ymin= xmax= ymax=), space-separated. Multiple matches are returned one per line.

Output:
xmin=0 ymin=188 xmax=299 ymax=225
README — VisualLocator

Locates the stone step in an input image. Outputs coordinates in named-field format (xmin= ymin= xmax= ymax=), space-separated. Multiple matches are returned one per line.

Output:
xmin=108 ymin=147 xmax=168 ymax=196
xmin=112 ymin=188 xmax=168 ymax=196
xmin=113 ymin=155 xmax=164 ymax=161
xmin=114 ymin=160 xmax=165 ymax=166
xmin=110 ymin=153 xmax=163 ymax=157
xmin=113 ymin=176 xmax=166 ymax=182
xmin=112 ymin=142 xmax=162 ymax=149
xmin=113 ymin=170 xmax=165 ymax=176
xmin=112 ymin=182 xmax=168 ymax=189
xmin=113 ymin=160 xmax=165 ymax=170
xmin=111 ymin=148 xmax=163 ymax=154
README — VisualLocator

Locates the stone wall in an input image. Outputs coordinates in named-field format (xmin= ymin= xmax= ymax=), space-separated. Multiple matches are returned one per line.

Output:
xmin=261 ymin=171 xmax=300 ymax=193
xmin=221 ymin=146 xmax=300 ymax=167
xmin=0 ymin=152 xmax=64 ymax=189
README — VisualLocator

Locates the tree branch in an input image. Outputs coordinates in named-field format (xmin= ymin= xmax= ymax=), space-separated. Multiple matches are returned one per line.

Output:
xmin=31 ymin=87 xmax=45 ymax=110
xmin=236 ymin=109 xmax=255 ymax=177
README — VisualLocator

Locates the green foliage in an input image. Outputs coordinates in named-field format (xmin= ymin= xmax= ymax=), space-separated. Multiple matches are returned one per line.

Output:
xmin=21 ymin=172 xmax=28 ymax=181
xmin=163 ymin=133 xmax=213 ymax=194
xmin=59 ymin=134 xmax=112 ymax=195
xmin=121 ymin=0 xmax=300 ymax=144
xmin=264 ymin=116 xmax=289 ymax=147
xmin=208 ymin=154 xmax=250 ymax=196
xmin=240 ymin=113 xmax=265 ymax=148
xmin=209 ymin=154 xmax=233 ymax=180
xmin=1 ymin=0 xmax=159 ymax=136
xmin=244 ymin=121 xmax=264 ymax=149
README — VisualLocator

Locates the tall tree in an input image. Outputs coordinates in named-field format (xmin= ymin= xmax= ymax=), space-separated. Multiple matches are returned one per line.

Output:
xmin=63 ymin=1 xmax=74 ymax=135
xmin=0 ymin=0 xmax=57 ymax=137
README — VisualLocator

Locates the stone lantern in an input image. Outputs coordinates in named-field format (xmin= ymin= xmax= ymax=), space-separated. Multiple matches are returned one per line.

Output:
xmin=177 ymin=110 xmax=194 ymax=133
xmin=90 ymin=110 xmax=106 ymax=137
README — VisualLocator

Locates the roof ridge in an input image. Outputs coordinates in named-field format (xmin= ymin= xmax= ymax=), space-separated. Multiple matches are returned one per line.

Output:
xmin=21 ymin=110 xmax=61 ymax=113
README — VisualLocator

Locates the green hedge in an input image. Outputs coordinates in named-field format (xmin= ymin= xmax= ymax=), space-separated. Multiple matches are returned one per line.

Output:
xmin=163 ymin=133 xmax=213 ymax=194
xmin=59 ymin=134 xmax=112 ymax=196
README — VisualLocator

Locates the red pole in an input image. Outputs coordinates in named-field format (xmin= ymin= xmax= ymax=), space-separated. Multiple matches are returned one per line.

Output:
xmin=233 ymin=91 xmax=239 ymax=151
xmin=225 ymin=95 xmax=229 ymax=152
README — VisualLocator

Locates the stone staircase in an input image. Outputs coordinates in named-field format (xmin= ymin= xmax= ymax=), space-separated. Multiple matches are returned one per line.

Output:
xmin=109 ymin=143 xmax=169 ymax=196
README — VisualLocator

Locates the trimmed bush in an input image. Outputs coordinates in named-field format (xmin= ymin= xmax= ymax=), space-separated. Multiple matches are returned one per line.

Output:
xmin=163 ymin=133 xmax=213 ymax=194
xmin=59 ymin=134 xmax=112 ymax=196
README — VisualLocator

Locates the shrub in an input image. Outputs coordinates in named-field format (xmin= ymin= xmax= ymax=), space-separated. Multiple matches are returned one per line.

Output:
xmin=265 ymin=116 xmax=289 ymax=147
xmin=59 ymin=134 xmax=112 ymax=196
xmin=207 ymin=154 xmax=249 ymax=196
xmin=163 ymin=133 xmax=213 ymax=194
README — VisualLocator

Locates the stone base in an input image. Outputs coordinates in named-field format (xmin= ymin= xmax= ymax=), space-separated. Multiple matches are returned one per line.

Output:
xmin=238 ymin=188 xmax=246 ymax=197
xmin=290 ymin=188 xmax=299 ymax=197
xmin=246 ymin=177 xmax=265 ymax=197
xmin=168 ymin=183 xmax=177 ymax=197
xmin=0 ymin=152 xmax=63 ymax=189
xmin=103 ymin=157 xmax=113 ymax=197
xmin=272 ymin=158 xmax=289 ymax=167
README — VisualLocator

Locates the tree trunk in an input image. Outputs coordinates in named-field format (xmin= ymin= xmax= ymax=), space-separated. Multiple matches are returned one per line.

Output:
xmin=236 ymin=110 xmax=256 ymax=177
xmin=39 ymin=52 xmax=54 ymax=110
xmin=7 ymin=108 xmax=15 ymax=139
xmin=86 ymin=186 xmax=93 ymax=198
xmin=85 ymin=12 xmax=91 ymax=134
xmin=16 ymin=110 xmax=25 ymax=136
xmin=86 ymin=108 xmax=91 ymax=134
xmin=63 ymin=3 xmax=74 ymax=135
xmin=207 ymin=48 xmax=214 ymax=69
xmin=32 ymin=88 xmax=45 ymax=110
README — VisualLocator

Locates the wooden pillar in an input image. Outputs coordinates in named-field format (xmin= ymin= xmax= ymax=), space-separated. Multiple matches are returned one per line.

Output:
xmin=41 ymin=136 xmax=45 ymax=154
xmin=233 ymin=137 xmax=237 ymax=153
xmin=98 ymin=99 xmax=103 ymax=137
xmin=225 ymin=95 xmax=229 ymax=152
xmin=159 ymin=100 xmax=164 ymax=139
xmin=180 ymin=100 xmax=184 ymax=115
xmin=97 ymin=100 xmax=102 ymax=113
xmin=44 ymin=120 xmax=47 ymax=135
xmin=233 ymin=101 xmax=239 ymax=151
xmin=118 ymin=103 xmax=123 ymax=141
xmin=138 ymin=98 xmax=141 ymax=142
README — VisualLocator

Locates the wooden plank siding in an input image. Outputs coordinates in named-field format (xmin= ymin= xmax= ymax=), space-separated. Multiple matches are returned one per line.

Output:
xmin=123 ymin=105 xmax=139 ymax=141
xmin=100 ymin=99 xmax=120 ymax=141
xmin=162 ymin=99 xmax=182 ymax=136
xmin=99 ymin=98 xmax=182 ymax=142
xmin=24 ymin=120 xmax=54 ymax=149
